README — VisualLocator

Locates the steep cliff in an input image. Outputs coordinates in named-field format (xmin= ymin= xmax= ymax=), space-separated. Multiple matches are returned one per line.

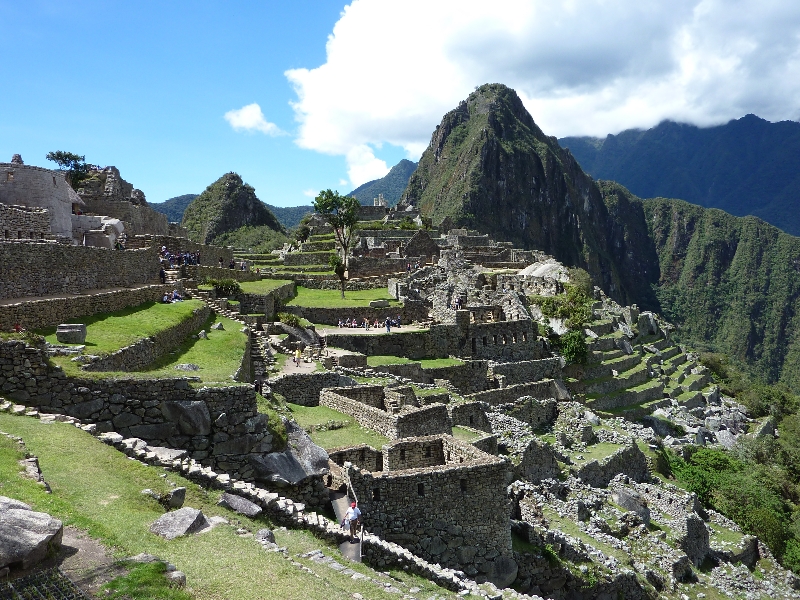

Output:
xmin=181 ymin=172 xmax=284 ymax=244
xmin=349 ymin=159 xmax=418 ymax=206
xmin=399 ymin=83 xmax=660 ymax=308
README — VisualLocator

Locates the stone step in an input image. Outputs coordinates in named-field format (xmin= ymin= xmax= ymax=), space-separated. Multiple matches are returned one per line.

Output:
xmin=587 ymin=379 xmax=665 ymax=412
xmin=586 ymin=320 xmax=615 ymax=337
xmin=583 ymin=362 xmax=650 ymax=397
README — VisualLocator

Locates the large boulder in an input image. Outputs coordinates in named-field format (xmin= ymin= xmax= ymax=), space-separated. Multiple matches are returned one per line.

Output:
xmin=249 ymin=420 xmax=329 ymax=486
xmin=160 ymin=400 xmax=211 ymax=436
xmin=149 ymin=507 xmax=209 ymax=540
xmin=611 ymin=487 xmax=651 ymax=525
xmin=0 ymin=496 xmax=63 ymax=570
xmin=217 ymin=493 xmax=262 ymax=518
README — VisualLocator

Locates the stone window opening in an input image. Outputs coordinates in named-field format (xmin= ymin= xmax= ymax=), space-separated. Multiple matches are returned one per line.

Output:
xmin=17 ymin=231 xmax=22 ymax=239
xmin=472 ymin=338 xmax=476 ymax=353
xmin=493 ymin=335 xmax=497 ymax=345
xmin=52 ymin=176 xmax=57 ymax=186
xmin=400 ymin=449 xmax=406 ymax=461
xmin=372 ymin=488 xmax=381 ymax=501
xmin=29 ymin=231 xmax=34 ymax=239
xmin=326 ymin=475 xmax=333 ymax=487
xmin=512 ymin=333 xmax=517 ymax=343
xmin=522 ymin=332 xmax=528 ymax=342
xmin=460 ymin=479 xmax=468 ymax=492
xmin=502 ymin=335 xmax=507 ymax=345
xmin=459 ymin=457 xmax=464 ymax=463
xmin=6 ymin=172 xmax=13 ymax=182
xmin=4 ymin=230 xmax=9 ymax=239
xmin=447 ymin=451 xmax=451 ymax=461
xmin=482 ymin=336 xmax=487 ymax=346
xmin=417 ymin=483 xmax=425 ymax=496
xmin=469 ymin=415 xmax=474 ymax=425
xmin=425 ymin=446 xmax=432 ymax=458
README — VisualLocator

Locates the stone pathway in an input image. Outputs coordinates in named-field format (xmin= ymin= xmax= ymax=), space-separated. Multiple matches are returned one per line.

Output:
xmin=329 ymin=490 xmax=362 ymax=563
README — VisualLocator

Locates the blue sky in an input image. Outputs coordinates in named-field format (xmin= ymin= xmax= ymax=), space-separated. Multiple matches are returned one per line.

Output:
xmin=2 ymin=0 xmax=799 ymax=208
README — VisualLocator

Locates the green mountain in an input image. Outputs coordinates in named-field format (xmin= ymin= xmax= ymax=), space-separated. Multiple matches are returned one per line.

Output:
xmin=560 ymin=115 xmax=800 ymax=235
xmin=402 ymin=83 xmax=800 ymax=389
xmin=348 ymin=159 xmax=417 ymax=206
xmin=150 ymin=194 xmax=198 ymax=222
xmin=181 ymin=173 xmax=284 ymax=244
xmin=266 ymin=204 xmax=314 ymax=229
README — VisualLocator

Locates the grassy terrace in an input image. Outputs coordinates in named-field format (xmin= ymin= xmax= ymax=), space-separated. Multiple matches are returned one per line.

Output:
xmin=0 ymin=413 xmax=461 ymax=600
xmin=40 ymin=300 xmax=205 ymax=356
xmin=47 ymin=312 xmax=247 ymax=383
xmin=366 ymin=355 xmax=464 ymax=368
xmin=238 ymin=279 xmax=294 ymax=294
xmin=287 ymin=403 xmax=391 ymax=449
xmin=285 ymin=286 xmax=399 ymax=308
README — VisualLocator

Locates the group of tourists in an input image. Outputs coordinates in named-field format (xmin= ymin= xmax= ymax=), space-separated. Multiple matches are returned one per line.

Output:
xmin=405 ymin=262 xmax=421 ymax=272
xmin=161 ymin=289 xmax=183 ymax=303
xmin=160 ymin=246 xmax=200 ymax=268
xmin=337 ymin=318 xmax=373 ymax=329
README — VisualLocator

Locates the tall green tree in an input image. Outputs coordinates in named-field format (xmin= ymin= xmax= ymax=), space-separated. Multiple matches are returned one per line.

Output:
xmin=313 ymin=190 xmax=360 ymax=298
xmin=45 ymin=151 xmax=90 ymax=189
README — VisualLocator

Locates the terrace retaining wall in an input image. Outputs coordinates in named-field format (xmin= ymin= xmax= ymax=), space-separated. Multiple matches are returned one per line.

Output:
xmin=267 ymin=371 xmax=358 ymax=406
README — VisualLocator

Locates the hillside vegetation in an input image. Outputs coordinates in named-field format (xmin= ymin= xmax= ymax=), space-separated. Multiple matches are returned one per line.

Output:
xmin=181 ymin=173 xmax=284 ymax=245
xmin=150 ymin=193 xmax=198 ymax=222
xmin=560 ymin=115 xmax=800 ymax=235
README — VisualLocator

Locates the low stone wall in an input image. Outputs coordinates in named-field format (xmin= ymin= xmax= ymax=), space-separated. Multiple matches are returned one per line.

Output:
xmin=489 ymin=358 xmax=561 ymax=386
xmin=319 ymin=388 xmax=451 ymax=439
xmin=427 ymin=361 xmax=490 ymax=394
xmin=348 ymin=256 xmax=412 ymax=277
xmin=0 ymin=284 xmax=173 ymax=331
xmin=572 ymin=443 xmax=650 ymax=487
xmin=83 ymin=305 xmax=211 ymax=372
xmin=449 ymin=402 xmax=492 ymax=432
xmin=237 ymin=281 xmax=295 ymax=316
xmin=326 ymin=325 xmax=460 ymax=360
xmin=283 ymin=251 xmax=334 ymax=266
xmin=281 ymin=302 xmax=428 ymax=326
xmin=127 ymin=235 xmax=233 ymax=264
xmin=0 ymin=243 xmax=159 ymax=301
xmin=0 ymin=339 xmax=275 ymax=481
xmin=267 ymin=372 xmax=358 ymax=406
xmin=505 ymin=397 xmax=558 ymax=429
xmin=465 ymin=380 xmax=565 ymax=406
xmin=297 ymin=273 xmax=404 ymax=291
xmin=186 ymin=265 xmax=262 ymax=283
xmin=0 ymin=204 xmax=50 ymax=240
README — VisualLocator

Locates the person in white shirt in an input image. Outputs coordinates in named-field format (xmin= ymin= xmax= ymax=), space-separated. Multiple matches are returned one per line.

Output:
xmin=343 ymin=502 xmax=362 ymax=542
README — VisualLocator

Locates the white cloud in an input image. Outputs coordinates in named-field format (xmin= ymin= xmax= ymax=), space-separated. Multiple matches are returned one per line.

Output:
xmin=302 ymin=189 xmax=317 ymax=198
xmin=224 ymin=103 xmax=285 ymax=136
xmin=339 ymin=179 xmax=349 ymax=186
xmin=286 ymin=0 xmax=800 ymax=160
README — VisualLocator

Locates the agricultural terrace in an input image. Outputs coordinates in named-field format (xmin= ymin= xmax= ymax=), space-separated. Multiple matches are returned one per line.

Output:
xmin=284 ymin=286 xmax=399 ymax=308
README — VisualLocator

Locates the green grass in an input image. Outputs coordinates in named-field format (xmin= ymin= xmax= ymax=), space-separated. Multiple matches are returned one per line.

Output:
xmin=287 ymin=403 xmax=390 ymax=449
xmin=0 ymin=413 xmax=458 ymax=600
xmin=452 ymin=426 xmax=483 ymax=442
xmin=238 ymin=279 xmax=295 ymax=295
xmin=569 ymin=442 xmax=623 ymax=464
xmin=39 ymin=300 xmax=205 ymax=355
xmin=49 ymin=315 xmax=247 ymax=383
xmin=366 ymin=355 xmax=463 ymax=368
xmin=103 ymin=562 xmax=192 ymax=600
xmin=285 ymin=286 xmax=399 ymax=309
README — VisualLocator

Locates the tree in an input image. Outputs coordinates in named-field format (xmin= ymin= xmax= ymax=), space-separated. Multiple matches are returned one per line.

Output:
xmin=313 ymin=190 xmax=360 ymax=298
xmin=45 ymin=151 xmax=90 ymax=189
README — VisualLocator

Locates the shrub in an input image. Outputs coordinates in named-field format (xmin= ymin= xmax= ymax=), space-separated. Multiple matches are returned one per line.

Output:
xmin=530 ymin=284 xmax=593 ymax=330
xmin=557 ymin=330 xmax=588 ymax=364
xmin=204 ymin=278 xmax=241 ymax=298
xmin=278 ymin=312 xmax=300 ymax=328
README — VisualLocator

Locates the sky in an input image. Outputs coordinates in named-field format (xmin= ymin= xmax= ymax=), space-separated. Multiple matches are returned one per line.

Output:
xmin=2 ymin=0 xmax=799 ymax=207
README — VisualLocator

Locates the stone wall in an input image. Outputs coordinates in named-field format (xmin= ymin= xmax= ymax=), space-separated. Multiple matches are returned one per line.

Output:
xmin=82 ymin=305 xmax=211 ymax=372
xmin=497 ymin=274 xmax=563 ymax=297
xmin=342 ymin=435 xmax=515 ymax=582
xmin=0 ymin=284 xmax=172 ymax=331
xmin=127 ymin=235 xmax=234 ymax=264
xmin=267 ymin=372 xmax=358 ymax=406
xmin=237 ymin=282 xmax=295 ymax=316
xmin=489 ymin=358 xmax=561 ymax=386
xmin=348 ymin=255 xmax=410 ymax=277
xmin=0 ymin=204 xmax=51 ymax=240
xmin=427 ymin=361 xmax=490 ymax=394
xmin=282 ymin=303 xmax=428 ymax=326
xmin=505 ymin=397 xmax=558 ymax=429
xmin=572 ymin=443 xmax=650 ymax=488
xmin=319 ymin=388 xmax=451 ymax=439
xmin=80 ymin=197 xmax=171 ymax=236
xmin=283 ymin=251 xmax=334 ymax=266
xmin=185 ymin=265 xmax=262 ymax=283
xmin=0 ymin=162 xmax=78 ymax=238
xmin=464 ymin=380 xmax=566 ymax=406
xmin=0 ymin=339 xmax=274 ymax=481
xmin=449 ymin=401 xmax=492 ymax=432
xmin=0 ymin=242 xmax=159 ymax=301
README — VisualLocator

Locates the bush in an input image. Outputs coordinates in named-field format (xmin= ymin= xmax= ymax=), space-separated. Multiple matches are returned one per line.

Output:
xmin=557 ymin=330 xmax=588 ymax=364
xmin=567 ymin=267 xmax=594 ymax=296
xmin=278 ymin=312 xmax=300 ymax=328
xmin=530 ymin=284 xmax=593 ymax=330
xmin=204 ymin=278 xmax=241 ymax=298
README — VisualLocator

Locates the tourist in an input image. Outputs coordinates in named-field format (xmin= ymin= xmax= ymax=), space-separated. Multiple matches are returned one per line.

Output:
xmin=172 ymin=289 xmax=183 ymax=302
xmin=385 ymin=317 xmax=391 ymax=332
xmin=343 ymin=501 xmax=362 ymax=543
xmin=229 ymin=259 xmax=236 ymax=269
xmin=159 ymin=267 xmax=166 ymax=284
xmin=254 ymin=379 xmax=263 ymax=396
xmin=161 ymin=294 xmax=171 ymax=303
xmin=373 ymin=318 xmax=380 ymax=329
xmin=218 ymin=257 xmax=224 ymax=268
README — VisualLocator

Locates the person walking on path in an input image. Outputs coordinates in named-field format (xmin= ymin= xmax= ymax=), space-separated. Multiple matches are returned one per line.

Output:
xmin=294 ymin=347 xmax=302 ymax=367
xmin=385 ymin=317 xmax=391 ymax=333
xmin=343 ymin=502 xmax=362 ymax=543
